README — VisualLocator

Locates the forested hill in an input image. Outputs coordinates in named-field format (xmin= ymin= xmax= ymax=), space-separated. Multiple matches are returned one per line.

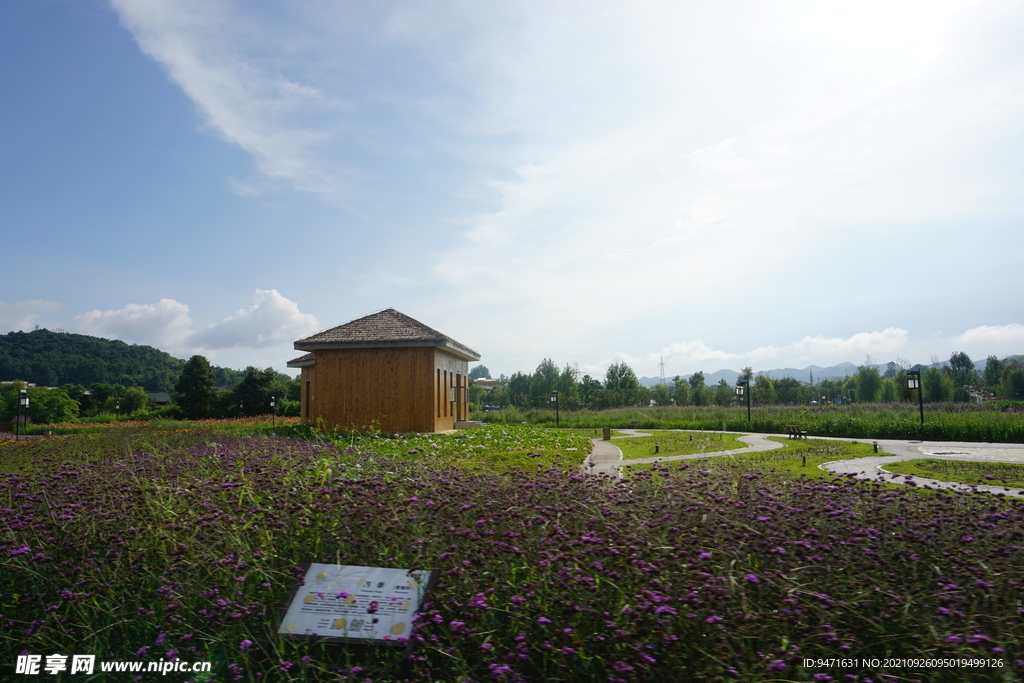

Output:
xmin=0 ymin=329 xmax=244 ymax=392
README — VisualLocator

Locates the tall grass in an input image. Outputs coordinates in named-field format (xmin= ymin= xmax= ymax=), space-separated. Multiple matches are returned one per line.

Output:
xmin=478 ymin=403 xmax=1024 ymax=442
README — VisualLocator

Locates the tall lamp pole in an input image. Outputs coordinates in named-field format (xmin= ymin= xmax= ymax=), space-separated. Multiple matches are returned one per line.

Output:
xmin=550 ymin=390 xmax=559 ymax=428
xmin=16 ymin=389 xmax=29 ymax=441
xmin=736 ymin=381 xmax=750 ymax=422
xmin=907 ymin=370 xmax=924 ymax=425
xmin=270 ymin=396 xmax=276 ymax=427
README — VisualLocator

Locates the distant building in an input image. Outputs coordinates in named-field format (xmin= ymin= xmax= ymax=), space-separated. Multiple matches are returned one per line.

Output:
xmin=470 ymin=378 xmax=508 ymax=393
xmin=289 ymin=308 xmax=480 ymax=433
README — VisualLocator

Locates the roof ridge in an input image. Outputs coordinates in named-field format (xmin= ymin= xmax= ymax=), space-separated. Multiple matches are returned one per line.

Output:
xmin=293 ymin=308 xmax=480 ymax=360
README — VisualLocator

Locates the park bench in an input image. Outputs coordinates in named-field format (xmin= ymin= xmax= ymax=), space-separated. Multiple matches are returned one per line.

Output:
xmin=628 ymin=421 xmax=640 ymax=429
xmin=786 ymin=425 xmax=808 ymax=439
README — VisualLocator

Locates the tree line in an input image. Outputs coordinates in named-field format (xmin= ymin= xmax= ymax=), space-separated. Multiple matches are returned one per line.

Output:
xmin=0 ymin=356 xmax=300 ymax=426
xmin=471 ymin=352 xmax=1024 ymax=411
xmin=0 ymin=329 xmax=246 ymax=392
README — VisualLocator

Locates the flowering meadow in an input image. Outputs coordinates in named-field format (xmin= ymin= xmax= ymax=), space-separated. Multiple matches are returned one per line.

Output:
xmin=2 ymin=427 xmax=1022 ymax=682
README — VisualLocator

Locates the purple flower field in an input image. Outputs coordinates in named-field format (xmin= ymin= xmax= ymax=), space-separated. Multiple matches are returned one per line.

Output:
xmin=1 ymin=429 xmax=1022 ymax=681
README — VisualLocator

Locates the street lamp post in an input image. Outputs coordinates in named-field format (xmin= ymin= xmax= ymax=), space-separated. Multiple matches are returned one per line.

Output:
xmin=736 ymin=381 xmax=750 ymax=422
xmin=16 ymin=389 xmax=29 ymax=441
xmin=550 ymin=390 xmax=559 ymax=428
xmin=270 ymin=396 xmax=276 ymax=427
xmin=907 ymin=370 xmax=924 ymax=425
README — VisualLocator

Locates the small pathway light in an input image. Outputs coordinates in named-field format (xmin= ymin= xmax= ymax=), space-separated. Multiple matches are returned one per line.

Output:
xmin=736 ymin=381 xmax=750 ymax=422
xmin=16 ymin=389 xmax=29 ymax=441
xmin=907 ymin=370 xmax=924 ymax=425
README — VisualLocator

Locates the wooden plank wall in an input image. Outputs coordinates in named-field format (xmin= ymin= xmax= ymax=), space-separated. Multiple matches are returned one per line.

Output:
xmin=432 ymin=349 xmax=469 ymax=432
xmin=300 ymin=366 xmax=316 ymax=423
xmin=312 ymin=347 xmax=437 ymax=433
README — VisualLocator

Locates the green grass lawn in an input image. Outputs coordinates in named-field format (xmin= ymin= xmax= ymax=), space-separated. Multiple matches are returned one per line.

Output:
xmin=882 ymin=458 xmax=1024 ymax=489
xmin=625 ymin=436 xmax=887 ymax=478
xmin=614 ymin=430 xmax=747 ymax=459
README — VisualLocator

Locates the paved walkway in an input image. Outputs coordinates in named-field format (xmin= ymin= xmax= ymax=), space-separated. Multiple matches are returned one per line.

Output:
xmin=580 ymin=429 xmax=1024 ymax=497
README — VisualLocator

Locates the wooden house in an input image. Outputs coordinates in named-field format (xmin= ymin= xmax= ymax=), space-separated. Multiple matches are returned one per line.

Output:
xmin=288 ymin=308 xmax=480 ymax=433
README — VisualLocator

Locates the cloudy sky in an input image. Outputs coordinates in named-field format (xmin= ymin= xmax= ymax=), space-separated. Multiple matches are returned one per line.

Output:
xmin=2 ymin=0 xmax=1021 ymax=380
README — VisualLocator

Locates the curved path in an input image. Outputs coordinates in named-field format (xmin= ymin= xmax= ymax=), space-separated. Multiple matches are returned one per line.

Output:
xmin=582 ymin=429 xmax=786 ymax=477
xmin=826 ymin=438 xmax=1024 ymax=497
xmin=581 ymin=429 xmax=1024 ymax=497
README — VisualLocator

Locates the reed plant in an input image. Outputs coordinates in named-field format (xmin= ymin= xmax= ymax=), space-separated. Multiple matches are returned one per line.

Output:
xmin=478 ymin=403 xmax=1024 ymax=443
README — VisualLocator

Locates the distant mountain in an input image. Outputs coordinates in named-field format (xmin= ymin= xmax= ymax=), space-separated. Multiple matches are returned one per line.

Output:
xmin=641 ymin=362 xmax=860 ymax=387
xmin=0 ymin=329 xmax=245 ymax=392
xmin=640 ymin=357 xmax=1017 ymax=387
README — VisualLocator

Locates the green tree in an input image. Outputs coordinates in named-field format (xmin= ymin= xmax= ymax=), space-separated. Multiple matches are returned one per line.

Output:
xmin=946 ymin=352 xmax=978 ymax=402
xmin=817 ymin=378 xmax=838 ymax=404
xmin=738 ymin=367 xmax=754 ymax=382
xmin=670 ymin=376 xmax=688 ymax=406
xmin=713 ymin=379 xmax=733 ymax=406
xmin=487 ymin=383 xmax=509 ymax=408
xmin=469 ymin=365 xmax=491 ymax=380
xmin=688 ymin=372 xmax=709 ymax=407
xmin=175 ymin=355 xmax=218 ymax=419
xmin=984 ymin=356 xmax=1005 ymax=389
xmin=556 ymin=364 xmax=581 ymax=410
xmin=530 ymin=359 xmax=560 ymax=407
xmin=25 ymin=386 xmax=79 ymax=424
xmin=121 ymin=387 xmax=152 ymax=414
xmin=507 ymin=372 xmax=531 ymax=408
xmin=231 ymin=367 xmax=279 ymax=416
xmin=854 ymin=365 xmax=882 ymax=402
xmin=774 ymin=377 xmax=803 ymax=405
xmin=605 ymin=362 xmax=642 ymax=407
xmin=752 ymin=375 xmax=776 ymax=405
xmin=923 ymin=367 xmax=953 ymax=403
xmin=60 ymin=384 xmax=88 ymax=416
xmin=651 ymin=384 xmax=673 ymax=406
xmin=467 ymin=383 xmax=486 ymax=412
xmin=879 ymin=377 xmax=897 ymax=402
xmin=998 ymin=360 xmax=1024 ymax=400
xmin=579 ymin=375 xmax=603 ymax=409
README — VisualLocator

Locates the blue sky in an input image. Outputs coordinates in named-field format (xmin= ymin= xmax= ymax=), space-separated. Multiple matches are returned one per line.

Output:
xmin=2 ymin=0 xmax=1022 ymax=380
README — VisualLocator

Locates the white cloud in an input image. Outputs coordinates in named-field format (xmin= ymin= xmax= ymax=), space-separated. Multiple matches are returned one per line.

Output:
xmin=63 ymin=290 xmax=318 ymax=355
xmin=110 ymin=0 xmax=352 ymax=196
xmin=945 ymin=324 xmax=1024 ymax=358
xmin=69 ymin=299 xmax=194 ymax=348
xmin=0 ymin=300 xmax=62 ymax=333
xmin=191 ymin=289 xmax=319 ymax=349
xmin=585 ymin=328 xmax=911 ymax=377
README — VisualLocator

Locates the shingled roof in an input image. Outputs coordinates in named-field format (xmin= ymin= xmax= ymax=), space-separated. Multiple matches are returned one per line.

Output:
xmin=293 ymin=308 xmax=480 ymax=361
xmin=286 ymin=352 xmax=315 ymax=368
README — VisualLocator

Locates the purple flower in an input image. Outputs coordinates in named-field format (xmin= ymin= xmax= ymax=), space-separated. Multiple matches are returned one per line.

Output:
xmin=745 ymin=573 xmax=760 ymax=584
xmin=239 ymin=639 xmax=254 ymax=650
xmin=488 ymin=663 xmax=513 ymax=676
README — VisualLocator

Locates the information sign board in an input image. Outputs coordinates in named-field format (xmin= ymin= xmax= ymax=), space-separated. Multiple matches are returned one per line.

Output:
xmin=278 ymin=564 xmax=435 ymax=645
